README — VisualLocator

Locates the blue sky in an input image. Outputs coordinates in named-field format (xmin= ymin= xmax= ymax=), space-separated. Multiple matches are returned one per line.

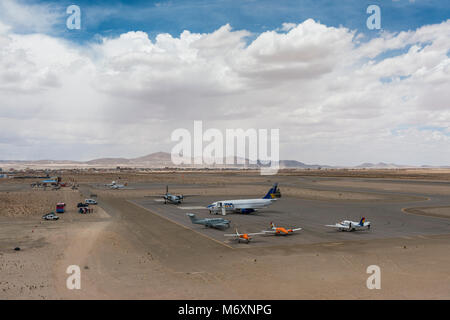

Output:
xmin=18 ymin=0 xmax=450 ymax=42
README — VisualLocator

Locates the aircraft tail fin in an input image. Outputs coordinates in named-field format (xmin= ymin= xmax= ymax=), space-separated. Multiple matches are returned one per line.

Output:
xmin=187 ymin=213 xmax=197 ymax=223
xmin=270 ymin=222 xmax=276 ymax=229
xmin=263 ymin=183 xmax=278 ymax=199
xmin=166 ymin=185 xmax=169 ymax=194
xmin=359 ymin=217 xmax=365 ymax=226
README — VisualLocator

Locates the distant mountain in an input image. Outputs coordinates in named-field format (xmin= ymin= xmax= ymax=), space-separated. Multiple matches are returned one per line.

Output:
xmin=278 ymin=160 xmax=332 ymax=169
xmin=132 ymin=151 xmax=172 ymax=162
xmin=86 ymin=158 xmax=132 ymax=165
xmin=355 ymin=162 xmax=409 ymax=169
xmin=0 ymin=152 xmax=448 ymax=170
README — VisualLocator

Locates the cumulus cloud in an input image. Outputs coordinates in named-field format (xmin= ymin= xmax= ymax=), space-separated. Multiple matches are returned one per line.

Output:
xmin=0 ymin=12 xmax=449 ymax=165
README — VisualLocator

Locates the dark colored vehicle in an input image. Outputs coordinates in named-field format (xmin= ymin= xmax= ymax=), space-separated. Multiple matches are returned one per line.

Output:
xmin=77 ymin=202 xmax=89 ymax=208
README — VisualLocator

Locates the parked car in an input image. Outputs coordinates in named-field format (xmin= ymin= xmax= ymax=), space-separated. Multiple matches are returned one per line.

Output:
xmin=77 ymin=202 xmax=89 ymax=208
xmin=42 ymin=212 xmax=59 ymax=220
xmin=85 ymin=199 xmax=97 ymax=205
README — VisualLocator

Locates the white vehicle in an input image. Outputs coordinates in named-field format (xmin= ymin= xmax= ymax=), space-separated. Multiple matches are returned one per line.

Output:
xmin=42 ymin=212 xmax=59 ymax=220
xmin=85 ymin=199 xmax=97 ymax=205
xmin=207 ymin=184 xmax=279 ymax=215
xmin=325 ymin=217 xmax=371 ymax=232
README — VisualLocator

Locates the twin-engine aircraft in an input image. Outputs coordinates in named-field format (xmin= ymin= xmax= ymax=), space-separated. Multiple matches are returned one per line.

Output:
xmin=186 ymin=213 xmax=231 ymax=229
xmin=207 ymin=183 xmax=281 ymax=215
xmin=148 ymin=186 xmax=196 ymax=204
xmin=325 ymin=217 xmax=371 ymax=231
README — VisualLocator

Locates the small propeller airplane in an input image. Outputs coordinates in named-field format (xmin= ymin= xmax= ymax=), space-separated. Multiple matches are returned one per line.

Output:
xmin=262 ymin=222 xmax=302 ymax=236
xmin=148 ymin=186 xmax=196 ymax=204
xmin=224 ymin=229 xmax=265 ymax=243
xmin=186 ymin=213 xmax=231 ymax=229
xmin=325 ymin=217 xmax=371 ymax=232
xmin=105 ymin=181 xmax=126 ymax=189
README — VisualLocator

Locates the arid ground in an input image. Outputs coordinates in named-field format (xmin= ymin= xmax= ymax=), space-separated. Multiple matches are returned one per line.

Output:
xmin=1 ymin=169 xmax=449 ymax=299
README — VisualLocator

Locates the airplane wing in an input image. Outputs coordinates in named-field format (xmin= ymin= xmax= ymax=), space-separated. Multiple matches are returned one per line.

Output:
xmin=325 ymin=224 xmax=344 ymax=228
xmin=246 ymin=232 xmax=266 ymax=236
xmin=211 ymin=222 xmax=230 ymax=227
xmin=262 ymin=230 xmax=277 ymax=234
xmin=291 ymin=228 xmax=302 ymax=232
xmin=224 ymin=234 xmax=239 ymax=237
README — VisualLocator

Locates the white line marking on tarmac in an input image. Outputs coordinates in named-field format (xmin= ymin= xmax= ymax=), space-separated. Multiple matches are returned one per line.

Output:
xmin=178 ymin=206 xmax=207 ymax=210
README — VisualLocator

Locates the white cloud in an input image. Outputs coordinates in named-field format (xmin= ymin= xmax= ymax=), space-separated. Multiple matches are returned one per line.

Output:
xmin=0 ymin=11 xmax=449 ymax=165
xmin=0 ymin=0 xmax=64 ymax=34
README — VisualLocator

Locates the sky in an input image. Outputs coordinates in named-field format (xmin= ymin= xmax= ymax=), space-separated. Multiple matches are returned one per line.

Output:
xmin=0 ymin=0 xmax=449 ymax=165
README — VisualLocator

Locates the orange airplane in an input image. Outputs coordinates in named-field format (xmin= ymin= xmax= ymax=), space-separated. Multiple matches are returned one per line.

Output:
xmin=262 ymin=222 xmax=302 ymax=235
xmin=224 ymin=229 xmax=264 ymax=243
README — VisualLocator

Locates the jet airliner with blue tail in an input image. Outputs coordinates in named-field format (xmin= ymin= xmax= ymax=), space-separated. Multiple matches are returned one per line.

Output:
xmin=207 ymin=183 xmax=280 ymax=215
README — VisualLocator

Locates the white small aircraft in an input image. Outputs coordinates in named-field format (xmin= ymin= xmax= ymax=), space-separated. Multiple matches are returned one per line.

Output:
xmin=207 ymin=183 xmax=280 ymax=215
xmin=224 ymin=229 xmax=265 ymax=243
xmin=105 ymin=181 xmax=126 ymax=189
xmin=325 ymin=217 xmax=371 ymax=232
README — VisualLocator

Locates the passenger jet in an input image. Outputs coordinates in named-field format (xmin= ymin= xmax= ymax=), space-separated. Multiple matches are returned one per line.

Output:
xmin=207 ymin=183 xmax=280 ymax=215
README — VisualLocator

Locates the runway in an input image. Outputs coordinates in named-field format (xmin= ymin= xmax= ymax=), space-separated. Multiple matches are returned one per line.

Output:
xmin=131 ymin=181 xmax=450 ymax=248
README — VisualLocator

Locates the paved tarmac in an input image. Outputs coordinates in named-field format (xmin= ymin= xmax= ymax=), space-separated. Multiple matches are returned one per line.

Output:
xmin=131 ymin=178 xmax=450 ymax=248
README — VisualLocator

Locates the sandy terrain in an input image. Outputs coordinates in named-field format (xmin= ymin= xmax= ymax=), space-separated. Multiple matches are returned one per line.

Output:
xmin=1 ymin=170 xmax=449 ymax=299
xmin=404 ymin=206 xmax=450 ymax=219
xmin=314 ymin=179 xmax=450 ymax=196
xmin=0 ymin=189 xmax=83 ymax=217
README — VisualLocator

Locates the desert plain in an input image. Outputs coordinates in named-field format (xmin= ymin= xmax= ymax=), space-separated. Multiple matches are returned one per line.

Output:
xmin=0 ymin=169 xmax=449 ymax=299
